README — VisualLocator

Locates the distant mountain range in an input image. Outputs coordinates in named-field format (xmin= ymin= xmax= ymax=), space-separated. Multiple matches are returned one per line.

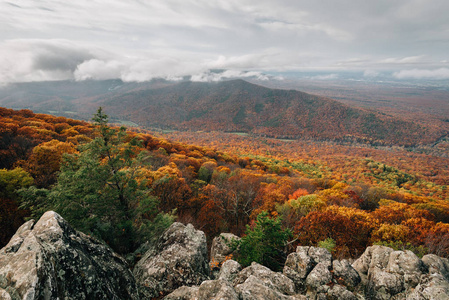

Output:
xmin=1 ymin=79 xmax=446 ymax=146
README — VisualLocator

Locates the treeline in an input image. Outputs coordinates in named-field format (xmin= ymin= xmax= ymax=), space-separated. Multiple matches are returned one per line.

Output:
xmin=0 ymin=107 xmax=448 ymax=261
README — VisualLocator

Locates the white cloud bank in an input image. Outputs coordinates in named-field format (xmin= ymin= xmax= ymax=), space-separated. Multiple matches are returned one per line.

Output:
xmin=0 ymin=39 xmax=277 ymax=83
xmin=393 ymin=68 xmax=449 ymax=80
xmin=1 ymin=1 xmax=448 ymax=83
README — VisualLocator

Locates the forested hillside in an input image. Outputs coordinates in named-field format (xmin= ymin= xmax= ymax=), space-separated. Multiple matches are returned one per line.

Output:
xmin=1 ymin=107 xmax=448 ymax=263
xmin=87 ymin=80 xmax=445 ymax=146
xmin=1 ymin=80 xmax=447 ymax=146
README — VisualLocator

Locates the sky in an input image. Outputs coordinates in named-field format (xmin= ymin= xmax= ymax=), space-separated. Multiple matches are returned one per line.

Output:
xmin=1 ymin=0 xmax=449 ymax=83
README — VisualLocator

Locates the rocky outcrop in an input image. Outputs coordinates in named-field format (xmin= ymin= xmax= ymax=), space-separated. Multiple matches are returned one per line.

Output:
xmin=210 ymin=233 xmax=240 ymax=265
xmin=165 ymin=261 xmax=301 ymax=299
xmin=233 ymin=262 xmax=296 ymax=296
xmin=209 ymin=233 xmax=240 ymax=279
xmin=283 ymin=246 xmax=359 ymax=299
xmin=164 ymin=279 xmax=239 ymax=300
xmin=422 ymin=254 xmax=449 ymax=279
xmin=283 ymin=246 xmax=315 ymax=292
xmin=133 ymin=222 xmax=210 ymax=298
xmin=3 ymin=215 xmax=449 ymax=300
xmin=352 ymin=245 xmax=449 ymax=300
xmin=163 ymin=286 xmax=199 ymax=300
xmin=235 ymin=275 xmax=304 ymax=300
xmin=198 ymin=280 xmax=238 ymax=300
xmin=0 ymin=211 xmax=139 ymax=300
xmin=332 ymin=259 xmax=361 ymax=289
xmin=407 ymin=273 xmax=449 ymax=300
xmin=161 ymin=233 xmax=449 ymax=300
xmin=218 ymin=259 xmax=242 ymax=282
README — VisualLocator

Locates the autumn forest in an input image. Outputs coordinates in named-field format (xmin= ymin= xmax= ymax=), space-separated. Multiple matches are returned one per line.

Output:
xmin=1 ymin=103 xmax=448 ymax=265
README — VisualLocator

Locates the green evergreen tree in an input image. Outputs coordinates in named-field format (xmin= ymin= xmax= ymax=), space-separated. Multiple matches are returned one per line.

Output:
xmin=233 ymin=211 xmax=292 ymax=271
xmin=21 ymin=108 xmax=173 ymax=254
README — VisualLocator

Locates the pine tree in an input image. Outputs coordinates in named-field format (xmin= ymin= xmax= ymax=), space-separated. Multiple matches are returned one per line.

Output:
xmin=21 ymin=108 xmax=173 ymax=254
xmin=233 ymin=211 xmax=291 ymax=271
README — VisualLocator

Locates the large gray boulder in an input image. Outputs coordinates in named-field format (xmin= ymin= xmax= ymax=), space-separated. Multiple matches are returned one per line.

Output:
xmin=134 ymin=222 xmax=209 ymax=298
xmin=352 ymin=245 xmax=394 ymax=292
xmin=233 ymin=262 xmax=296 ymax=296
xmin=332 ymin=259 xmax=361 ymax=290
xmin=352 ymin=245 xmax=393 ymax=282
xmin=407 ymin=273 xmax=449 ymax=300
xmin=197 ymin=280 xmax=238 ymax=300
xmin=283 ymin=246 xmax=335 ymax=295
xmin=235 ymin=275 xmax=306 ymax=300
xmin=283 ymin=247 xmax=315 ymax=292
xmin=386 ymin=250 xmax=426 ymax=290
xmin=210 ymin=233 xmax=240 ymax=265
xmin=163 ymin=286 xmax=199 ymax=300
xmin=218 ymin=259 xmax=242 ymax=282
xmin=164 ymin=279 xmax=239 ymax=300
xmin=366 ymin=268 xmax=403 ymax=299
xmin=305 ymin=262 xmax=333 ymax=290
xmin=351 ymin=245 xmax=449 ymax=299
xmin=422 ymin=254 xmax=449 ymax=280
xmin=316 ymin=284 xmax=358 ymax=300
xmin=307 ymin=247 xmax=333 ymax=269
xmin=0 ymin=211 xmax=139 ymax=300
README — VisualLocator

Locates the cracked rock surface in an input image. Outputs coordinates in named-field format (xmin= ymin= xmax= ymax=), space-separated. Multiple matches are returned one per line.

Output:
xmin=0 ymin=211 xmax=139 ymax=300
xmin=133 ymin=222 xmax=210 ymax=298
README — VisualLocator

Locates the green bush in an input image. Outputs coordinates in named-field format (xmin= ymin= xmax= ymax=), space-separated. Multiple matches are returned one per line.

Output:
xmin=318 ymin=237 xmax=336 ymax=254
xmin=232 ymin=211 xmax=291 ymax=271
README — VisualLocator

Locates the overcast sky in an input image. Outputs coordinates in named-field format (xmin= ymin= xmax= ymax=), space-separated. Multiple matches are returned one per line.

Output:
xmin=1 ymin=0 xmax=449 ymax=83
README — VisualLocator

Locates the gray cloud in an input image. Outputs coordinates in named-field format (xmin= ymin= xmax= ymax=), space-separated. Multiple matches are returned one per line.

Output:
xmin=0 ymin=0 xmax=448 ymax=82
xmin=0 ymin=40 xmax=107 ymax=82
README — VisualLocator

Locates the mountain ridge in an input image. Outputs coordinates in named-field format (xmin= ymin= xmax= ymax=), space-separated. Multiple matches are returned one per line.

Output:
xmin=90 ymin=79 xmax=443 ymax=146
xmin=1 ymin=79 xmax=446 ymax=146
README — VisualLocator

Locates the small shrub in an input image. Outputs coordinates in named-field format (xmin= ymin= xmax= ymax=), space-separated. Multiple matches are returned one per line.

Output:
xmin=318 ymin=237 xmax=336 ymax=254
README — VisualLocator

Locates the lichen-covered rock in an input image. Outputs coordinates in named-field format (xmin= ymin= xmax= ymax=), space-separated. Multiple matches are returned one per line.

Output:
xmin=0 ymin=211 xmax=139 ymax=300
xmin=305 ymin=262 xmax=333 ymax=290
xmin=316 ymin=284 xmax=358 ymax=300
xmin=387 ymin=250 xmax=425 ymax=290
xmin=407 ymin=273 xmax=449 ymax=300
xmin=307 ymin=247 xmax=332 ymax=269
xmin=0 ymin=288 xmax=11 ymax=300
xmin=233 ymin=262 xmax=296 ymax=296
xmin=235 ymin=275 xmax=304 ymax=300
xmin=387 ymin=250 xmax=425 ymax=275
xmin=352 ymin=245 xmax=393 ymax=277
xmin=197 ymin=280 xmax=238 ymax=300
xmin=210 ymin=233 xmax=240 ymax=265
xmin=163 ymin=286 xmax=199 ymax=300
xmin=422 ymin=254 xmax=449 ymax=280
xmin=283 ymin=247 xmax=315 ymax=292
xmin=352 ymin=245 xmax=394 ymax=289
xmin=350 ymin=245 xmax=449 ymax=299
xmin=218 ymin=260 xmax=242 ymax=282
xmin=366 ymin=268 xmax=403 ymax=299
xmin=134 ymin=222 xmax=209 ymax=298
xmin=332 ymin=259 xmax=361 ymax=290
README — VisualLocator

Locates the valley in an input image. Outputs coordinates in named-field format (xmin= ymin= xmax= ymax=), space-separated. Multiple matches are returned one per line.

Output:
xmin=1 ymin=78 xmax=448 ymax=265
xmin=1 ymin=79 xmax=448 ymax=148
